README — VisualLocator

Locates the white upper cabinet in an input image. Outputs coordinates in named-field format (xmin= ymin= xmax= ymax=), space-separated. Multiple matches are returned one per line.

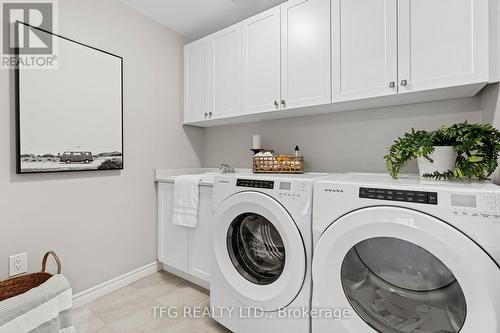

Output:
xmin=211 ymin=24 xmax=243 ymax=119
xmin=184 ymin=38 xmax=210 ymax=122
xmin=332 ymin=0 xmax=398 ymax=102
xmin=398 ymin=0 xmax=489 ymax=93
xmin=281 ymin=0 xmax=331 ymax=109
xmin=184 ymin=0 xmax=497 ymax=126
xmin=242 ymin=6 xmax=282 ymax=114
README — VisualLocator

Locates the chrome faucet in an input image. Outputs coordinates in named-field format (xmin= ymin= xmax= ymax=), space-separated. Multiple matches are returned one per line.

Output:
xmin=219 ymin=163 xmax=235 ymax=174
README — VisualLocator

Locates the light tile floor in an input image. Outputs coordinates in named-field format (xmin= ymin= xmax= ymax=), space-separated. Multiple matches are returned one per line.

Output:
xmin=73 ymin=271 xmax=231 ymax=333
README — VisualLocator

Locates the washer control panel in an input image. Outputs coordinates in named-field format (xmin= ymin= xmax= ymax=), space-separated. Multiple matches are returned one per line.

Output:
xmin=277 ymin=181 xmax=306 ymax=199
xmin=450 ymin=193 xmax=500 ymax=222
xmin=359 ymin=187 xmax=438 ymax=205
xmin=236 ymin=179 xmax=274 ymax=189
xmin=236 ymin=179 xmax=306 ymax=199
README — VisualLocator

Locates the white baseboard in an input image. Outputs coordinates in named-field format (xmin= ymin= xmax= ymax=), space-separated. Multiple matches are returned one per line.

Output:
xmin=161 ymin=264 xmax=210 ymax=290
xmin=72 ymin=262 xmax=160 ymax=308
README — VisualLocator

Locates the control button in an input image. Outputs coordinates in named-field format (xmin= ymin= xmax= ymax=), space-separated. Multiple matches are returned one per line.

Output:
xmin=461 ymin=211 xmax=469 ymax=216
xmin=416 ymin=197 xmax=427 ymax=203
xmin=481 ymin=213 xmax=491 ymax=218
xmin=428 ymin=193 xmax=438 ymax=205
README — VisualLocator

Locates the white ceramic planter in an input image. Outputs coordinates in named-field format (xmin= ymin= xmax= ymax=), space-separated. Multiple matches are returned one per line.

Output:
xmin=417 ymin=146 xmax=456 ymax=178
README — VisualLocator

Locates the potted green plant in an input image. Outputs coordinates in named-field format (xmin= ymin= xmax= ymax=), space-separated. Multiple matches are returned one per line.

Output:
xmin=385 ymin=122 xmax=500 ymax=180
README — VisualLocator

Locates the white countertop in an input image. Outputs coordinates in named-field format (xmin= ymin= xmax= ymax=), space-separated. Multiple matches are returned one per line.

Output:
xmin=154 ymin=168 xmax=252 ymax=186
xmin=154 ymin=168 xmax=330 ymax=186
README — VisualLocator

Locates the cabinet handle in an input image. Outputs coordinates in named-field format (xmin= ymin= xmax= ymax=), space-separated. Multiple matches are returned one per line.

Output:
xmin=281 ymin=100 xmax=286 ymax=108
xmin=274 ymin=100 xmax=279 ymax=108
xmin=400 ymin=80 xmax=408 ymax=87
xmin=389 ymin=81 xmax=396 ymax=88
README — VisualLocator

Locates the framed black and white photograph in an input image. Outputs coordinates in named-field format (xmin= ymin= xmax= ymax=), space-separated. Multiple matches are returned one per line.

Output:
xmin=16 ymin=22 xmax=123 ymax=174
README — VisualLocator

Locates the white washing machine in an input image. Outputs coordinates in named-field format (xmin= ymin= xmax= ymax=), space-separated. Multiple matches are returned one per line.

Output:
xmin=312 ymin=173 xmax=500 ymax=333
xmin=211 ymin=173 xmax=329 ymax=333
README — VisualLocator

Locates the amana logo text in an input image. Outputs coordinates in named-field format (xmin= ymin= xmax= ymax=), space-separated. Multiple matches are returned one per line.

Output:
xmin=324 ymin=188 xmax=344 ymax=193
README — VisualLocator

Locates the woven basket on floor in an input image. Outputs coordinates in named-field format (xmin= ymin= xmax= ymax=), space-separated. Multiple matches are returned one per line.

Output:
xmin=0 ymin=251 xmax=61 ymax=302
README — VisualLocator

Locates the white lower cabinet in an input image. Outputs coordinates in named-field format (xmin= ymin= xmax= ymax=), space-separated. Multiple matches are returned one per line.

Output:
xmin=157 ymin=182 xmax=213 ymax=288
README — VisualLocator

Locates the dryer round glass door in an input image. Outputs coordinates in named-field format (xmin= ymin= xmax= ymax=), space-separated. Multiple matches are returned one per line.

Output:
xmin=312 ymin=206 xmax=500 ymax=333
xmin=227 ymin=213 xmax=285 ymax=285
xmin=341 ymin=237 xmax=466 ymax=333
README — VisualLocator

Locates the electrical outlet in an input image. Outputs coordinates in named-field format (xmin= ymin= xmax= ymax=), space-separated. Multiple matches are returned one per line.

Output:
xmin=9 ymin=253 xmax=27 ymax=277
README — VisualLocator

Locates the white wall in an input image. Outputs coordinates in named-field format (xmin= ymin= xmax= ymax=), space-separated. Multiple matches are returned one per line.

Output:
xmin=0 ymin=0 xmax=204 ymax=293
xmin=202 ymin=97 xmax=484 ymax=173
xmin=480 ymin=83 xmax=500 ymax=184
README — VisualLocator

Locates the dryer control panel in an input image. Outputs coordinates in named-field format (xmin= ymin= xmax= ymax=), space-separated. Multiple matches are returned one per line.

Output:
xmin=359 ymin=187 xmax=438 ymax=205
xmin=450 ymin=193 xmax=500 ymax=222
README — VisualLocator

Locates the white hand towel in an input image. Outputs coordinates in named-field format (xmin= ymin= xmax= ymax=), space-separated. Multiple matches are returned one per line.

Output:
xmin=172 ymin=174 xmax=204 ymax=227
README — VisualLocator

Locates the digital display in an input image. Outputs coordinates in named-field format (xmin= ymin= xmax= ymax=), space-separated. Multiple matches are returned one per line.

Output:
xmin=451 ymin=194 xmax=477 ymax=208
xmin=280 ymin=182 xmax=292 ymax=191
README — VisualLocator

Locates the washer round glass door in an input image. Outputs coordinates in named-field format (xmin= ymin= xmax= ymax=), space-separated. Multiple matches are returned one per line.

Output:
xmin=342 ymin=237 xmax=466 ymax=333
xmin=227 ymin=213 xmax=285 ymax=285
xmin=214 ymin=191 xmax=306 ymax=311
xmin=312 ymin=206 xmax=500 ymax=333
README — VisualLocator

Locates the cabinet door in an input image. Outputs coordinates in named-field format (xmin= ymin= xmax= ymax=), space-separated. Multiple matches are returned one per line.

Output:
xmin=158 ymin=183 xmax=188 ymax=271
xmin=332 ymin=0 xmax=398 ymax=102
xmin=281 ymin=0 xmax=331 ymax=109
xmin=398 ymin=0 xmax=489 ymax=93
xmin=211 ymin=24 xmax=243 ymax=119
xmin=188 ymin=186 xmax=213 ymax=282
xmin=184 ymin=38 xmax=210 ymax=122
xmin=242 ymin=6 xmax=281 ymax=114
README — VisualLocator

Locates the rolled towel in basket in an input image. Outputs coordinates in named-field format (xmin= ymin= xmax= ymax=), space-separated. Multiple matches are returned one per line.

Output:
xmin=0 ymin=274 xmax=75 ymax=333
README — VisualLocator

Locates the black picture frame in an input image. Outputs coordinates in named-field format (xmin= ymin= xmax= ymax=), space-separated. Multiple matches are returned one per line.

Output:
xmin=15 ymin=21 xmax=124 ymax=174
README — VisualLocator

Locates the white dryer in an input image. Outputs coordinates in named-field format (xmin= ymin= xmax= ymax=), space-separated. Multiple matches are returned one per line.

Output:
xmin=312 ymin=173 xmax=500 ymax=333
xmin=211 ymin=173 xmax=329 ymax=333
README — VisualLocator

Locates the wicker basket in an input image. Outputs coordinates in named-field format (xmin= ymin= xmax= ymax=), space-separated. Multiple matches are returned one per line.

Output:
xmin=253 ymin=155 xmax=304 ymax=174
xmin=0 ymin=251 xmax=61 ymax=302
